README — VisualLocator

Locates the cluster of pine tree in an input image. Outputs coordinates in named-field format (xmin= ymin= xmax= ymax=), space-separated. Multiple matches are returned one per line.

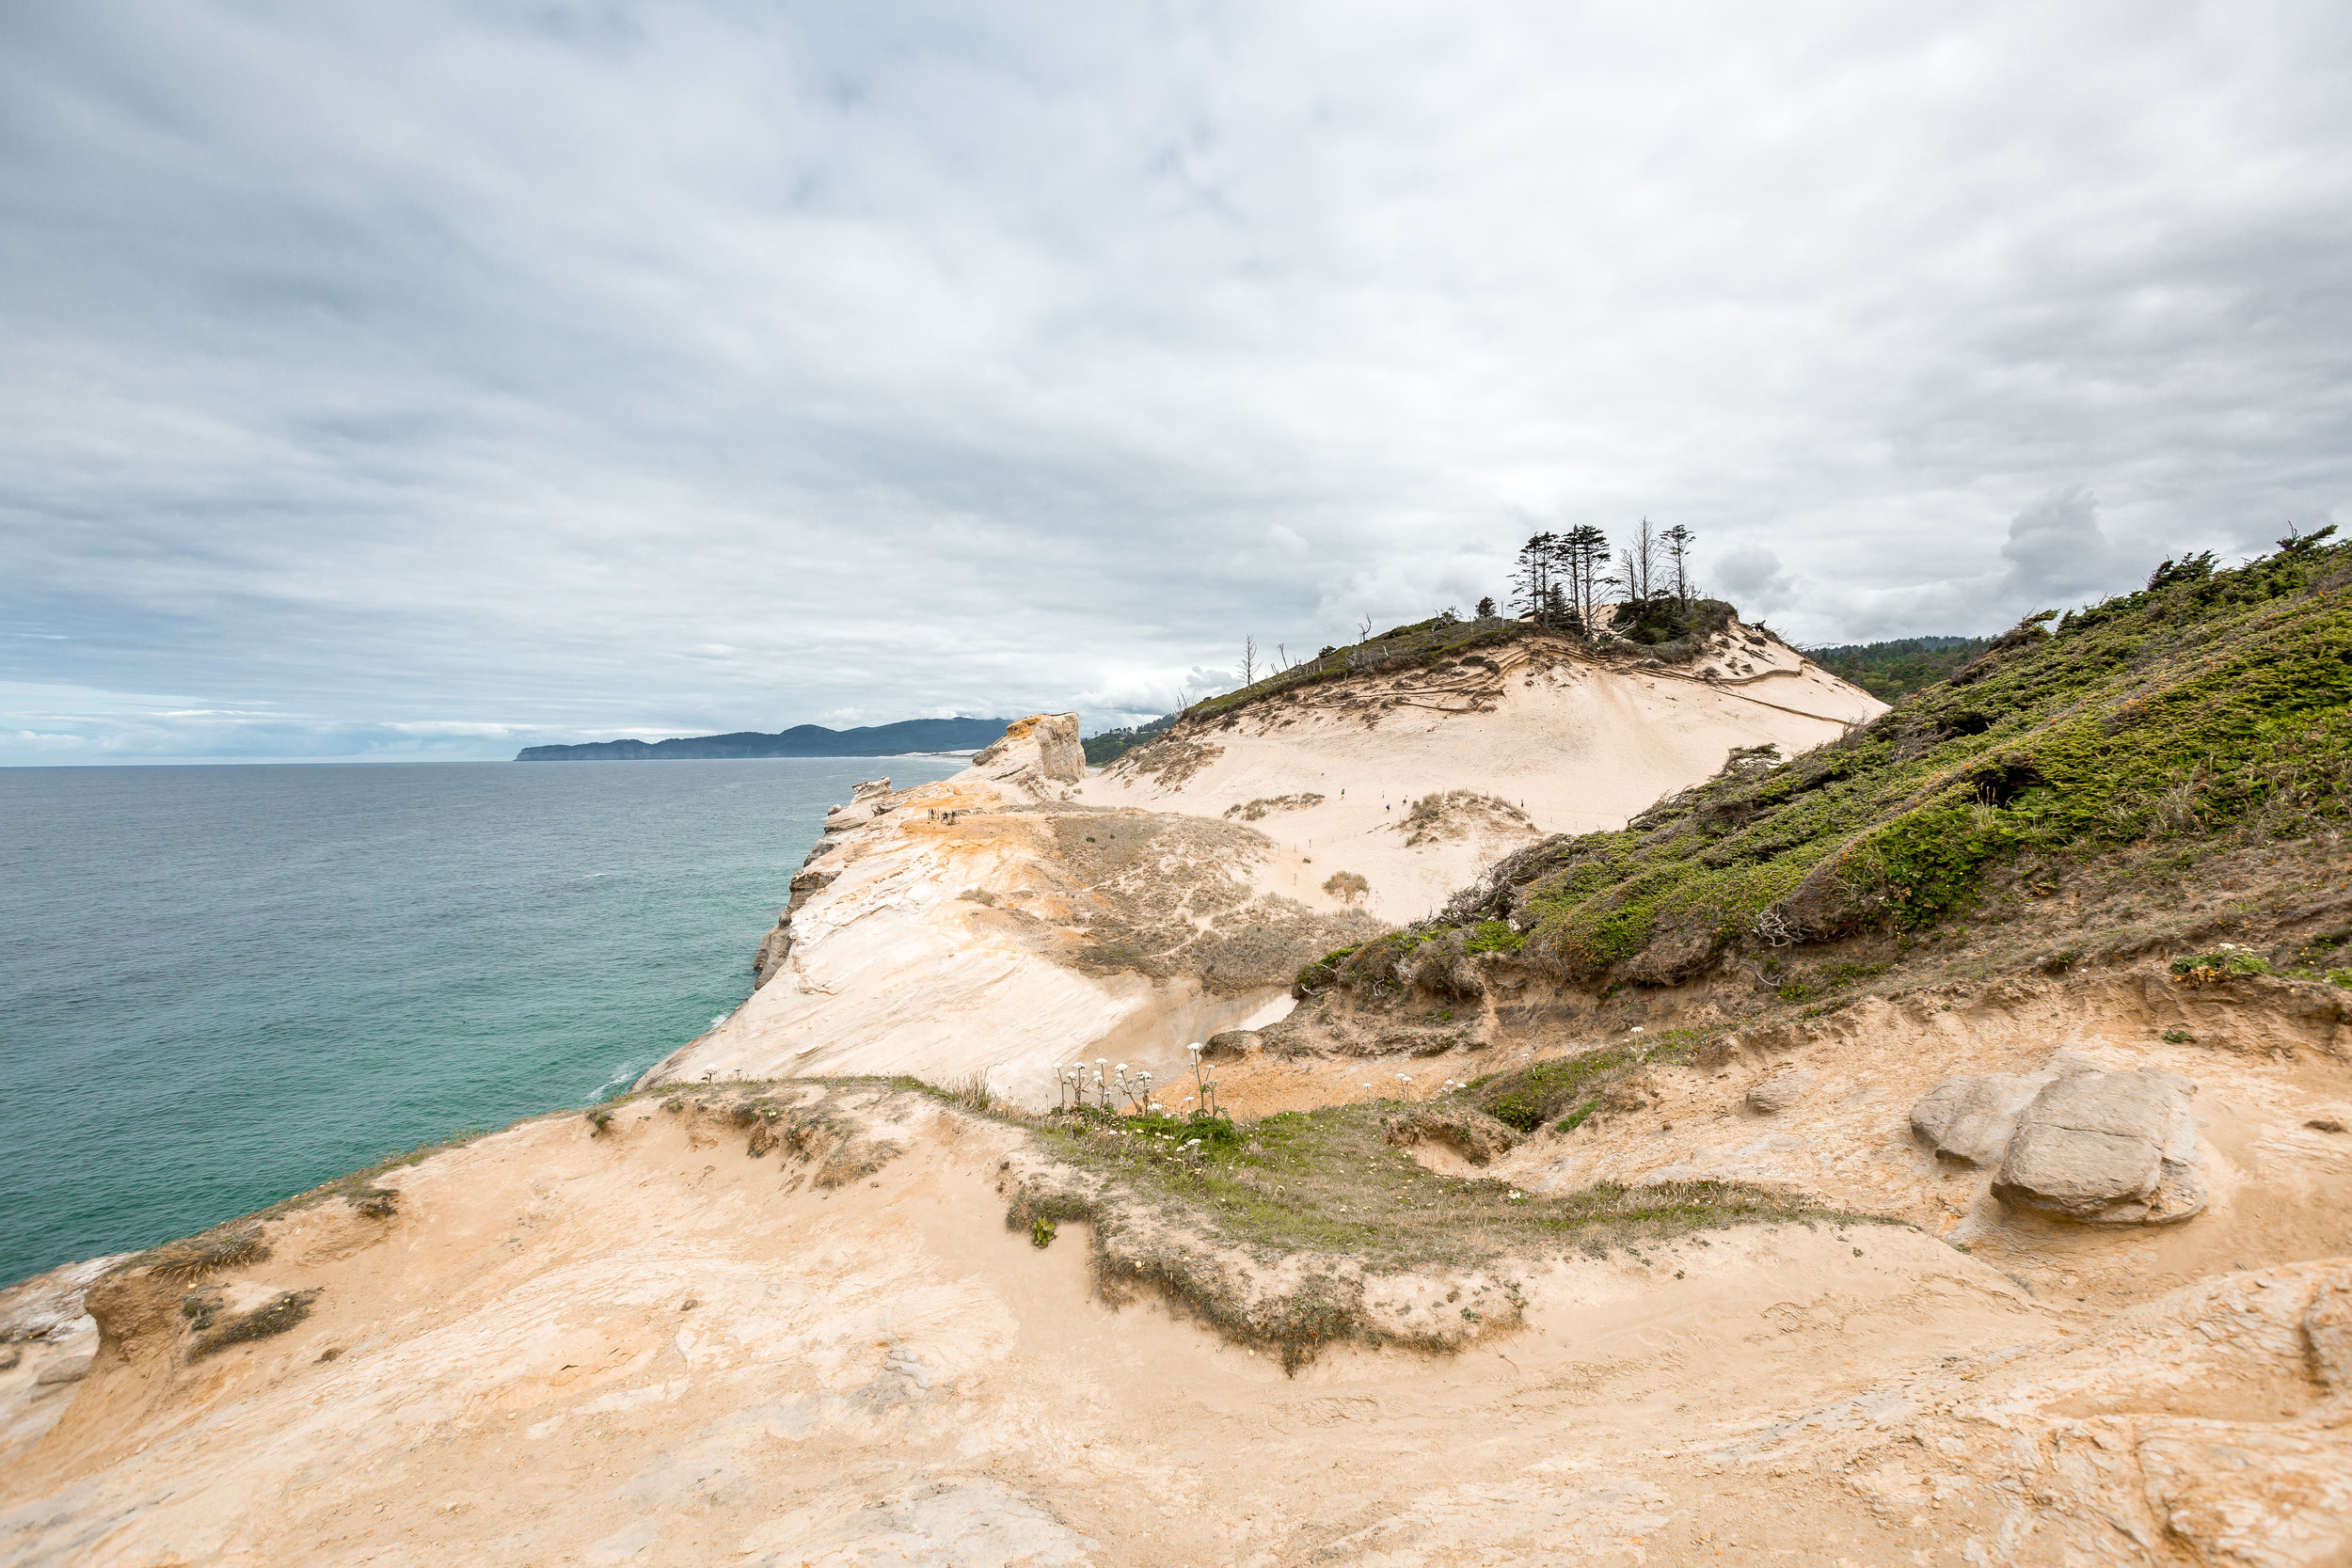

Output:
xmin=1501 ymin=519 xmax=1695 ymax=632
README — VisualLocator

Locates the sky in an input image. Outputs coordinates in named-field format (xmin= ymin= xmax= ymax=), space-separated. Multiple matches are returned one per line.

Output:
xmin=5 ymin=2 xmax=2350 ymax=763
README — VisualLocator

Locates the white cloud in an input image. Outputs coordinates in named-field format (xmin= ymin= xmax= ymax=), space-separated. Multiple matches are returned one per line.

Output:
xmin=1708 ymin=546 xmax=1795 ymax=618
xmin=2000 ymin=486 xmax=2120 ymax=602
xmin=3 ymin=2 xmax=2349 ymax=756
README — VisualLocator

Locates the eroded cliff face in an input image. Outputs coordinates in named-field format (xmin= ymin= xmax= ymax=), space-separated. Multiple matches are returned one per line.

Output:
xmin=672 ymin=634 xmax=1882 ymax=1106
xmin=644 ymin=714 xmax=1383 ymax=1106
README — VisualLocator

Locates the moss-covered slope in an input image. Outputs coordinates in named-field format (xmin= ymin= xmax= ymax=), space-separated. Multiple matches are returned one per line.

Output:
xmin=1409 ymin=531 xmax=2352 ymax=988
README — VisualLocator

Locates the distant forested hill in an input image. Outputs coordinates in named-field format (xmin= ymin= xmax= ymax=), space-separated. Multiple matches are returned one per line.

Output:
xmin=516 ymin=718 xmax=1010 ymax=762
xmin=1804 ymin=636 xmax=1993 ymax=702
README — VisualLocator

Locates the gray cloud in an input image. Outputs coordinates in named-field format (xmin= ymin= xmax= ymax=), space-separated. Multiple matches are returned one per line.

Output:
xmin=1708 ymin=546 xmax=1796 ymax=622
xmin=4 ymin=2 xmax=2349 ymax=761
xmin=2001 ymin=487 xmax=2119 ymax=603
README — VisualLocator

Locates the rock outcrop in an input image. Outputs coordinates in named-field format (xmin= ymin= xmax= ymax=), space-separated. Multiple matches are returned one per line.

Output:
xmin=1910 ymin=1051 xmax=2207 ymax=1225
xmin=644 ymin=715 xmax=1381 ymax=1105
xmin=1992 ymin=1064 xmax=2206 ymax=1225
xmin=970 ymin=711 xmax=1086 ymax=791
xmin=1744 ymin=1066 xmax=1811 ymax=1114
xmin=1910 ymin=1069 xmax=2046 ymax=1165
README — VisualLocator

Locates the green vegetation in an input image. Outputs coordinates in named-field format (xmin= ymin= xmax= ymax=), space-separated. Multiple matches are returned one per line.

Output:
xmin=189 ymin=1288 xmax=321 ymax=1359
xmin=1772 ymin=959 xmax=1891 ymax=1003
xmin=1613 ymin=595 xmax=1737 ymax=660
xmin=1461 ymin=1028 xmax=1709 ymax=1132
xmin=1463 ymin=919 xmax=1525 ymax=956
xmin=1416 ymin=531 xmax=2351 ymax=988
xmin=1178 ymin=611 xmax=1527 ymax=722
xmin=1010 ymin=1096 xmax=1844 ymax=1368
xmin=1807 ymin=636 xmax=1994 ymax=702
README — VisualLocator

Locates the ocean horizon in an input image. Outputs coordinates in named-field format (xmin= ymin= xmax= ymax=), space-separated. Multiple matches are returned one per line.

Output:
xmin=0 ymin=754 xmax=966 ymax=1285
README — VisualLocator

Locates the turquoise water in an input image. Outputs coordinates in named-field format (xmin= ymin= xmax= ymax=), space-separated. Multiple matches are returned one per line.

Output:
xmin=0 ymin=757 xmax=966 ymax=1285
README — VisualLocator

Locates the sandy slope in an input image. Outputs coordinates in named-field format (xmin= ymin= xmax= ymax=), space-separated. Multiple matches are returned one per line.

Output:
xmin=9 ymin=1083 xmax=2338 ymax=1567
xmin=1078 ymin=624 xmax=1884 ymax=922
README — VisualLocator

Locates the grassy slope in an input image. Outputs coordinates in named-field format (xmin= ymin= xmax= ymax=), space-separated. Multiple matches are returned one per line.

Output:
xmin=1365 ymin=533 xmax=2352 ymax=989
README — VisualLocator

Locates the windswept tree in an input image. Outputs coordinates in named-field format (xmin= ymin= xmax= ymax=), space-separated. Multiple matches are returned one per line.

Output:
xmin=1661 ymin=523 xmax=1695 ymax=606
xmin=1619 ymin=516 xmax=1660 ymax=602
xmin=1511 ymin=532 xmax=1559 ymax=623
xmin=1559 ymin=524 xmax=1610 ymax=627
xmin=1475 ymin=594 xmax=1497 ymax=618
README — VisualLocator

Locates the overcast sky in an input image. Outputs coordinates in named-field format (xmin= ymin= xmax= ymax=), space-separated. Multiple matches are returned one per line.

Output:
xmin=5 ymin=2 xmax=2349 ymax=763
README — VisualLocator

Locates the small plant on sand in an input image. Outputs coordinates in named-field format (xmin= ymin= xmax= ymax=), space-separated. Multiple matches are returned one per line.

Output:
xmin=1185 ymin=1041 xmax=1230 ymax=1120
xmin=945 ymin=1071 xmax=996 ymax=1114
xmin=1030 ymin=1216 xmax=1057 ymax=1247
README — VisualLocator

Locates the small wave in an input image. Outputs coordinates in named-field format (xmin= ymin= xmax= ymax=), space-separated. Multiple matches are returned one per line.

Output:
xmin=591 ymin=1062 xmax=643 ymax=1101
xmin=709 ymin=1013 xmax=728 ymax=1029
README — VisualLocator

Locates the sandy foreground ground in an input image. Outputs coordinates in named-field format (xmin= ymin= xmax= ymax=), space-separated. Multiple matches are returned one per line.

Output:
xmin=7 ymin=1082 xmax=2344 ymax=1567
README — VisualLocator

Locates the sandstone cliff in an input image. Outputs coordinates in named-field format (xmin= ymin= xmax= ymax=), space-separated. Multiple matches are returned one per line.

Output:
xmin=641 ymin=714 xmax=1384 ymax=1107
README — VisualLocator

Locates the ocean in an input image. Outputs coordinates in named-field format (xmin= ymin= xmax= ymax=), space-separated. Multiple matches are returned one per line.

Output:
xmin=0 ymin=756 xmax=968 ymax=1286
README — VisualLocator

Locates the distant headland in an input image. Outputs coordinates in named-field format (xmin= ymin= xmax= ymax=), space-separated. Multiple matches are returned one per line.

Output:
xmin=515 ymin=717 xmax=1012 ymax=762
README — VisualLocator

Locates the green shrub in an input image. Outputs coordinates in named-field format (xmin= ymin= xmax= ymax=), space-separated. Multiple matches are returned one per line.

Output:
xmin=1464 ymin=919 xmax=1525 ymax=955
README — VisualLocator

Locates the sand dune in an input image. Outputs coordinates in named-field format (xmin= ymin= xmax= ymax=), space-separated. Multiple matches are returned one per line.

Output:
xmin=1079 ymin=622 xmax=1883 ymax=922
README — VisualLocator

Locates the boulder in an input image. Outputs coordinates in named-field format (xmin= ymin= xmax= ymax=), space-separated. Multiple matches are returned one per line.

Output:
xmin=1909 ymin=1071 xmax=2044 ymax=1166
xmin=1745 ymin=1069 xmax=1812 ymax=1115
xmin=1383 ymin=1107 xmax=1519 ymax=1166
xmin=1992 ymin=1066 xmax=2205 ymax=1225
xmin=1202 ymin=1029 xmax=1260 ymax=1061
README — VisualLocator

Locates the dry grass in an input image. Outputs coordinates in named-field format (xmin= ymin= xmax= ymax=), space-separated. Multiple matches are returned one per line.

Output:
xmin=146 ymin=1224 xmax=270 ymax=1281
